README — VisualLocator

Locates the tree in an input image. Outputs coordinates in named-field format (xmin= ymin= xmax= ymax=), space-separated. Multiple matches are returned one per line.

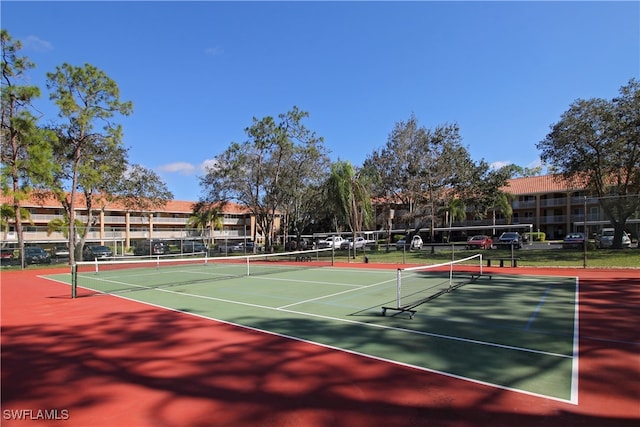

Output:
xmin=186 ymin=201 xmax=223 ymax=248
xmin=110 ymin=164 xmax=173 ymax=212
xmin=1 ymin=30 xmax=57 ymax=268
xmin=324 ymin=160 xmax=374 ymax=239
xmin=279 ymin=125 xmax=330 ymax=248
xmin=454 ymin=160 xmax=512 ymax=226
xmin=46 ymin=216 xmax=85 ymax=239
xmin=47 ymin=63 xmax=170 ymax=263
xmin=500 ymin=163 xmax=544 ymax=178
xmin=439 ymin=197 xmax=467 ymax=228
xmin=0 ymin=202 xmax=33 ymax=234
xmin=200 ymin=107 xmax=328 ymax=250
xmin=537 ymin=78 xmax=640 ymax=248
xmin=364 ymin=115 xmax=475 ymax=242
xmin=363 ymin=115 xmax=424 ymax=231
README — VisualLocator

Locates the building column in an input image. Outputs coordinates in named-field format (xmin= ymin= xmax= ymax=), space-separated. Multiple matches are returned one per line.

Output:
xmin=565 ymin=191 xmax=572 ymax=233
xmin=125 ymin=212 xmax=131 ymax=248
xmin=100 ymin=211 xmax=105 ymax=244
xmin=535 ymin=195 xmax=541 ymax=236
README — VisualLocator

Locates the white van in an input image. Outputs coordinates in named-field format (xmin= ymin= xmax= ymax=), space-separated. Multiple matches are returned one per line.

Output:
xmin=318 ymin=236 xmax=344 ymax=249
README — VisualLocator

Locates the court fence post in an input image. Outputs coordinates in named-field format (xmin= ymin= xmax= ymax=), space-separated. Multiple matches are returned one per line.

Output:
xmin=396 ymin=268 xmax=402 ymax=308
xmin=71 ymin=264 xmax=77 ymax=299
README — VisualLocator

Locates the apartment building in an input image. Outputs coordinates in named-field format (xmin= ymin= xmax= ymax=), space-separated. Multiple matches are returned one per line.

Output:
xmin=506 ymin=175 xmax=618 ymax=240
xmin=0 ymin=193 xmax=264 ymax=252
xmin=2 ymin=175 xmax=638 ymax=250
xmin=376 ymin=174 xmax=640 ymax=241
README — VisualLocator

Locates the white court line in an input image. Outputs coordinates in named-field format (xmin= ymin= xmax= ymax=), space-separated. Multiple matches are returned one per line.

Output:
xmin=571 ymin=277 xmax=580 ymax=404
xmin=277 ymin=276 xmax=397 ymax=309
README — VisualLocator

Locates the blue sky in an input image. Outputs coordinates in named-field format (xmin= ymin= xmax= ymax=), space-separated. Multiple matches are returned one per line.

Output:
xmin=2 ymin=1 xmax=639 ymax=202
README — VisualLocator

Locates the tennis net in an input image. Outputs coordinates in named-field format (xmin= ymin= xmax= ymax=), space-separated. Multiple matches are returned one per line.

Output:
xmin=71 ymin=247 xmax=335 ymax=295
xmin=382 ymin=253 xmax=483 ymax=319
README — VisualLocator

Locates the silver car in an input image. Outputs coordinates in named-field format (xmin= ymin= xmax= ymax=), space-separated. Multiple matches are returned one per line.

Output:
xmin=595 ymin=228 xmax=631 ymax=249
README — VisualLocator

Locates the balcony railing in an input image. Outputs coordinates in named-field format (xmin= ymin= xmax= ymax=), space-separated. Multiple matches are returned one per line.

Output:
xmin=539 ymin=198 xmax=567 ymax=207
xmin=512 ymin=200 xmax=536 ymax=209
xmin=539 ymin=215 xmax=566 ymax=224
xmin=29 ymin=213 xmax=245 ymax=227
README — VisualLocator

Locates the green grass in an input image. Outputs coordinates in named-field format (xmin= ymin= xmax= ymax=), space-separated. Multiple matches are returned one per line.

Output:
xmin=3 ymin=245 xmax=638 ymax=270
xmin=345 ymin=246 xmax=640 ymax=268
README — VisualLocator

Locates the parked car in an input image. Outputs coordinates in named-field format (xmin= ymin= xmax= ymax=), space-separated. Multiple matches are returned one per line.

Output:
xmin=562 ymin=233 xmax=586 ymax=249
xmin=339 ymin=238 xmax=353 ymax=250
xmin=396 ymin=235 xmax=423 ymax=251
xmin=218 ymin=241 xmax=243 ymax=253
xmin=317 ymin=236 xmax=345 ymax=249
xmin=51 ymin=245 xmax=70 ymax=259
xmin=496 ymin=232 xmax=522 ymax=249
xmin=24 ymin=246 xmax=52 ymax=264
xmin=134 ymin=240 xmax=169 ymax=256
xmin=0 ymin=248 xmax=16 ymax=265
xmin=595 ymin=228 xmax=631 ymax=249
xmin=83 ymin=245 xmax=113 ymax=261
xmin=339 ymin=237 xmax=373 ymax=250
xmin=237 ymin=242 xmax=259 ymax=253
xmin=466 ymin=235 xmax=493 ymax=250
xmin=181 ymin=241 xmax=207 ymax=253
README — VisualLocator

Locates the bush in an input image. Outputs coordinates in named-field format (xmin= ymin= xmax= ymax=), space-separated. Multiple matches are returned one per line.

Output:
xmin=524 ymin=232 xmax=546 ymax=242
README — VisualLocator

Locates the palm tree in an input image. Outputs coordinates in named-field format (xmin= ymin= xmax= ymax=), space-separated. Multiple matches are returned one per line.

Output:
xmin=440 ymin=197 xmax=467 ymax=227
xmin=325 ymin=161 xmax=374 ymax=241
xmin=491 ymin=191 xmax=514 ymax=235
xmin=186 ymin=202 xmax=223 ymax=248
xmin=0 ymin=203 xmax=33 ymax=234
xmin=494 ymin=192 xmax=514 ymax=224
xmin=47 ymin=216 xmax=86 ymax=240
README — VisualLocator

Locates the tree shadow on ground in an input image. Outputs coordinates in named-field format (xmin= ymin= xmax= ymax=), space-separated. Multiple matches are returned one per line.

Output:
xmin=1 ymin=308 xmax=637 ymax=426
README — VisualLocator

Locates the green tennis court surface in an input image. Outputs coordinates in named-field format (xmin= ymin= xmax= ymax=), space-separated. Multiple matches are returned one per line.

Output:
xmin=45 ymin=258 xmax=578 ymax=403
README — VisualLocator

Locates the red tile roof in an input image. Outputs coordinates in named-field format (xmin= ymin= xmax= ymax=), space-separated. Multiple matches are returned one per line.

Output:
xmin=503 ymin=174 xmax=585 ymax=195
xmin=2 ymin=174 xmax=588 ymax=211
xmin=0 ymin=193 xmax=248 ymax=214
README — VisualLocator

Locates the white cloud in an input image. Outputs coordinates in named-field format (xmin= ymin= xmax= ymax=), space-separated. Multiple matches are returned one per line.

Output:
xmin=199 ymin=158 xmax=219 ymax=173
xmin=489 ymin=161 xmax=511 ymax=170
xmin=204 ymin=46 xmax=224 ymax=56
xmin=158 ymin=162 xmax=197 ymax=175
xmin=22 ymin=35 xmax=53 ymax=52
xmin=526 ymin=158 xmax=542 ymax=168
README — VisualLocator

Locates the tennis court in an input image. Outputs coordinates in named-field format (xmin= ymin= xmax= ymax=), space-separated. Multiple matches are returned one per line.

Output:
xmin=44 ymin=249 xmax=579 ymax=402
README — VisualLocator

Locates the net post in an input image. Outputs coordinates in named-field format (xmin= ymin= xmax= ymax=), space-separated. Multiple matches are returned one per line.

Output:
xmin=396 ymin=268 xmax=402 ymax=309
xmin=246 ymin=256 xmax=250 ymax=276
xmin=449 ymin=257 xmax=454 ymax=290
xmin=479 ymin=253 xmax=483 ymax=276
xmin=71 ymin=264 xmax=77 ymax=299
